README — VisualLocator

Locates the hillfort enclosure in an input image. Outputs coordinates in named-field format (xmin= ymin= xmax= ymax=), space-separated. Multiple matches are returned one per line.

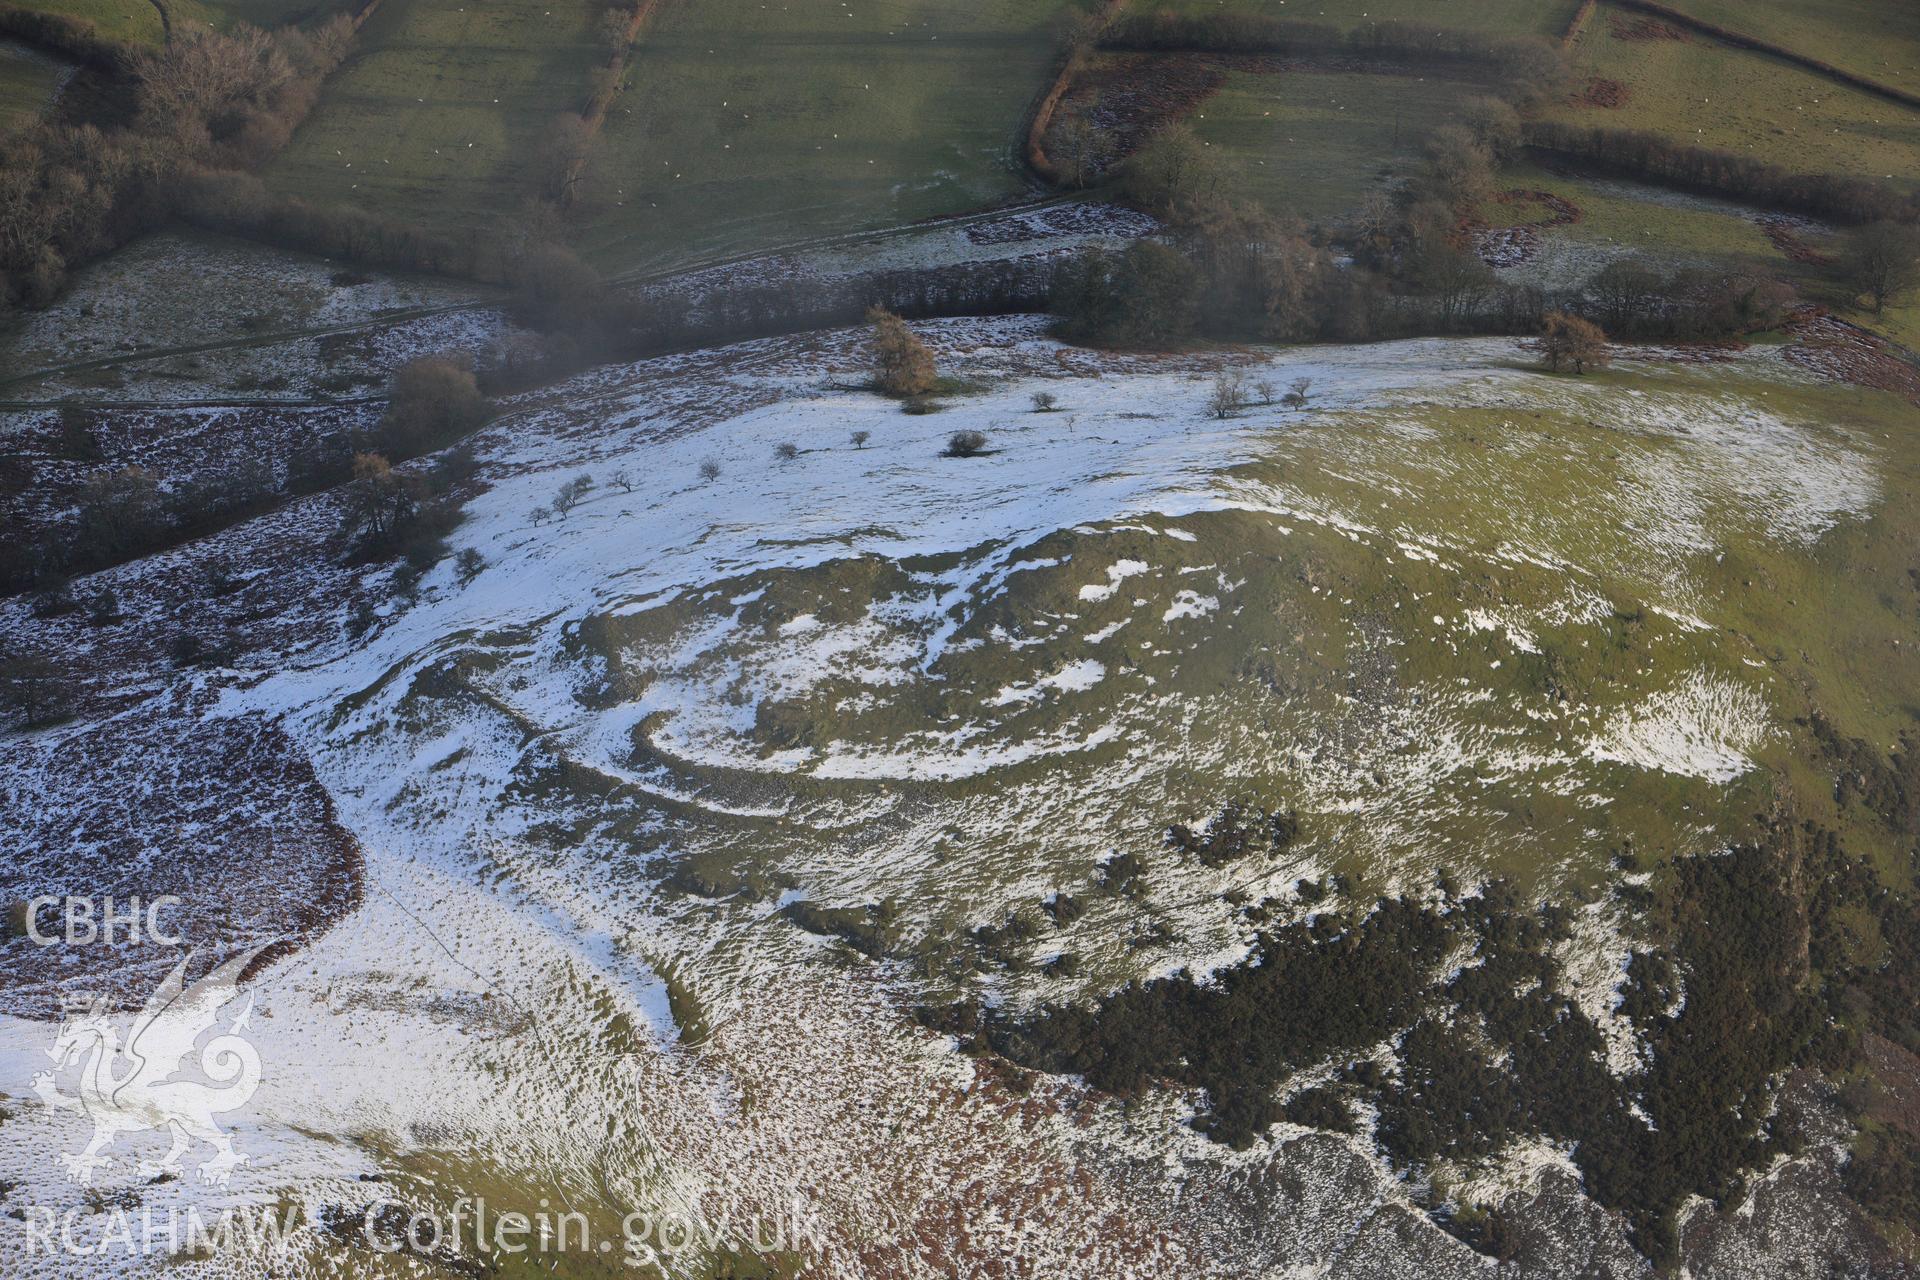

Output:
xmin=3 ymin=1 xmax=1920 ymax=1277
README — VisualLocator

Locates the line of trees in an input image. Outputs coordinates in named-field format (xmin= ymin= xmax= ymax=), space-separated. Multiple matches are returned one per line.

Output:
xmin=1101 ymin=15 xmax=1565 ymax=103
xmin=172 ymin=168 xmax=512 ymax=282
xmin=1523 ymin=122 xmax=1920 ymax=227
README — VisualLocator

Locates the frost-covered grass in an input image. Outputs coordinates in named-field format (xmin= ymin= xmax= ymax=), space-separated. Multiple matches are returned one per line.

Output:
xmin=0 ymin=230 xmax=502 ymax=402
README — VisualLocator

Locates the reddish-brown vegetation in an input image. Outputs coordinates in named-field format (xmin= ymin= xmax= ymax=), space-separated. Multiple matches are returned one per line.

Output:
xmin=1572 ymin=76 xmax=1629 ymax=109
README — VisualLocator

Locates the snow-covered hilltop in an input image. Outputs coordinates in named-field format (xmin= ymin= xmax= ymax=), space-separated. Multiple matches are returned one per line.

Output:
xmin=0 ymin=315 xmax=1910 ymax=1279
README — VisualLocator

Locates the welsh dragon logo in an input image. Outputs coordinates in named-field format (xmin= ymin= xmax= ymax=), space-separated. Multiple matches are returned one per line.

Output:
xmin=32 ymin=947 xmax=268 ymax=1187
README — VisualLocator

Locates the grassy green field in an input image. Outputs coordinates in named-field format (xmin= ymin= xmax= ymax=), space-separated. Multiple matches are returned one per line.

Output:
xmin=263 ymin=0 xmax=605 ymax=234
xmin=6 ymin=0 xmax=216 ymax=45
xmin=1665 ymin=0 xmax=1920 ymax=90
xmin=0 ymin=40 xmax=65 ymax=135
xmin=6 ymin=0 xmax=355 ymax=43
xmin=573 ymin=0 xmax=1079 ymax=273
xmin=1183 ymin=64 xmax=1497 ymax=221
xmin=1146 ymin=0 xmax=1581 ymax=38
xmin=1548 ymin=4 xmax=1920 ymax=185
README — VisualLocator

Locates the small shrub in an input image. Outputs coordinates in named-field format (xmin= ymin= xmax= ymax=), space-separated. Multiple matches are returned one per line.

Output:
xmin=774 ymin=442 xmax=799 ymax=462
xmin=345 ymin=598 xmax=379 ymax=638
xmin=850 ymin=430 xmax=871 ymax=449
xmin=943 ymin=430 xmax=989 ymax=458
xmin=202 ymin=561 xmax=243 ymax=598
xmin=1030 ymin=391 xmax=1058 ymax=413
xmin=432 ymin=442 xmax=481 ymax=489
xmin=84 ymin=589 xmax=121 ymax=625
xmin=901 ymin=397 xmax=943 ymax=416
xmin=698 ymin=458 xmax=722 ymax=482
xmin=455 ymin=548 xmax=485 ymax=585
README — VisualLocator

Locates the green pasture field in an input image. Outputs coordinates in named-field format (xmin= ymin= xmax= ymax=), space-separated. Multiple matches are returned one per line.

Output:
xmin=1135 ymin=0 xmax=1581 ymax=39
xmin=1184 ymin=64 xmax=1496 ymax=222
xmin=216 ymin=0 xmax=358 ymax=27
xmin=4 ymin=0 xmax=353 ymax=44
xmin=0 ymin=40 xmax=64 ymax=135
xmin=263 ymin=0 xmax=605 ymax=234
xmin=1548 ymin=4 xmax=1920 ymax=187
xmin=4 ymin=0 xmax=217 ymax=45
xmin=573 ymin=0 xmax=1080 ymax=274
xmin=1663 ymin=0 xmax=1920 ymax=91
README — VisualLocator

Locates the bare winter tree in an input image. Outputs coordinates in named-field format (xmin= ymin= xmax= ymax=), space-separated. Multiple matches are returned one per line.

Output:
xmin=552 ymin=472 xmax=595 ymax=516
xmin=1047 ymin=111 xmax=1115 ymax=189
xmin=0 ymin=653 xmax=66 ymax=729
xmin=1207 ymin=371 xmax=1249 ymax=419
xmin=1842 ymin=221 xmax=1920 ymax=314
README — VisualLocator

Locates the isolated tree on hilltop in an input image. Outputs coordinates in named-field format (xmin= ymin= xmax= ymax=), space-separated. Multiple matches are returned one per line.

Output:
xmin=1540 ymin=311 xmax=1610 ymax=375
xmin=1842 ymin=220 xmax=1920 ymax=315
xmin=867 ymin=306 xmax=936 ymax=397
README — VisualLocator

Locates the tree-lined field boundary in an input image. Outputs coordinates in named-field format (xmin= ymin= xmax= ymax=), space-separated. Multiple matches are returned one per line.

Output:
xmin=578 ymin=0 xmax=658 ymax=132
xmin=550 ymin=0 xmax=666 ymax=205
xmin=1561 ymin=0 xmax=1598 ymax=49
xmin=1523 ymin=121 xmax=1920 ymax=225
xmin=0 ymin=5 xmax=134 ymax=69
xmin=1024 ymin=0 xmax=1129 ymax=184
